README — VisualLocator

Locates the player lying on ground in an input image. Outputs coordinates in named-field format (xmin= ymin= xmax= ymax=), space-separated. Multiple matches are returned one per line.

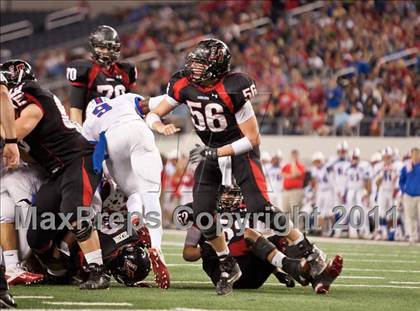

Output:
xmin=146 ymin=38 xmax=343 ymax=295
xmin=82 ymin=93 xmax=170 ymax=289
xmin=0 ymin=60 xmax=108 ymax=290
xmin=177 ymin=185 xmax=342 ymax=292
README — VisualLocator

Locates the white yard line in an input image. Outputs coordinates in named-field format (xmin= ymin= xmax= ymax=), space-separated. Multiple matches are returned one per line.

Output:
xmin=171 ymin=280 xmax=420 ymax=289
xmin=344 ymin=258 xmax=417 ymax=263
xmin=345 ymin=268 xmax=420 ymax=273
xmin=339 ymin=276 xmax=385 ymax=279
xmin=14 ymin=296 xmax=54 ymax=299
xmin=389 ymin=281 xmax=420 ymax=285
xmin=42 ymin=302 xmax=133 ymax=306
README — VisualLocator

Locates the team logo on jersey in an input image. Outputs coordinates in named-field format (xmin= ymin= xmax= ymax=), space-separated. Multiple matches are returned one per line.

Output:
xmin=113 ymin=231 xmax=130 ymax=243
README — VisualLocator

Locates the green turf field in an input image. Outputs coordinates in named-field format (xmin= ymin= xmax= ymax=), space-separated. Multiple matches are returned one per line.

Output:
xmin=10 ymin=231 xmax=420 ymax=311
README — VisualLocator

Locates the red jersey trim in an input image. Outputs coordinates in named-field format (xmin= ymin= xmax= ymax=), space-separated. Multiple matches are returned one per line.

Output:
xmin=24 ymin=93 xmax=45 ymax=115
xmin=173 ymin=77 xmax=189 ymax=102
xmin=215 ymin=82 xmax=234 ymax=113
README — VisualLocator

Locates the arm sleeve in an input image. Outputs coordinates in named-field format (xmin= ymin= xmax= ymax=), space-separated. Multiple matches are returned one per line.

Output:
xmin=129 ymin=64 xmax=137 ymax=87
xmin=166 ymin=72 xmax=186 ymax=106
xmin=66 ymin=60 xmax=90 ymax=109
xmin=69 ymin=86 xmax=88 ymax=110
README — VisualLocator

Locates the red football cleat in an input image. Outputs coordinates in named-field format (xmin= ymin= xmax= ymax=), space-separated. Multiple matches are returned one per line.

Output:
xmin=312 ymin=255 xmax=343 ymax=294
xmin=148 ymin=248 xmax=170 ymax=289
xmin=6 ymin=266 xmax=44 ymax=286
xmin=137 ymin=226 xmax=152 ymax=249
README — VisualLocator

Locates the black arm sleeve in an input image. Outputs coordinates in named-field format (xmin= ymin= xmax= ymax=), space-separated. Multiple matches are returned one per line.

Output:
xmin=69 ymin=86 xmax=88 ymax=110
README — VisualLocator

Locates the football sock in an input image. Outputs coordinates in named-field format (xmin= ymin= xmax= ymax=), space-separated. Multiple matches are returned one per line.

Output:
xmin=3 ymin=250 xmax=19 ymax=269
xmin=141 ymin=192 xmax=163 ymax=249
xmin=271 ymin=251 xmax=286 ymax=268
xmin=84 ymin=249 xmax=103 ymax=266
xmin=127 ymin=193 xmax=143 ymax=215
xmin=293 ymin=232 xmax=304 ymax=245
xmin=216 ymin=248 xmax=230 ymax=260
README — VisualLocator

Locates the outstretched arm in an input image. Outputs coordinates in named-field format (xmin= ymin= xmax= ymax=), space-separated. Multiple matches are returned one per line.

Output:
xmin=145 ymin=96 xmax=180 ymax=136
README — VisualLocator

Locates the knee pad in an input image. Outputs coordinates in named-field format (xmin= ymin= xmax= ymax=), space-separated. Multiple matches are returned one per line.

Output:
xmin=259 ymin=207 xmax=289 ymax=234
xmin=246 ymin=236 xmax=276 ymax=261
xmin=71 ymin=209 xmax=93 ymax=242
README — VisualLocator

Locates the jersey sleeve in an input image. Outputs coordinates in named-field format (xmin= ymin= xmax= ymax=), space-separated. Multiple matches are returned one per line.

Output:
xmin=223 ymin=73 xmax=257 ymax=113
xmin=0 ymin=72 xmax=9 ymax=87
xmin=166 ymin=71 xmax=188 ymax=106
xmin=66 ymin=60 xmax=91 ymax=109
xmin=19 ymin=81 xmax=46 ymax=113
xmin=116 ymin=62 xmax=137 ymax=89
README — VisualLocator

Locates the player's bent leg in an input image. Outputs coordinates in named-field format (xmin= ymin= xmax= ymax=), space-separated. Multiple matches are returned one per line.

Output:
xmin=244 ymin=229 xmax=310 ymax=285
xmin=193 ymin=161 xmax=241 ymax=295
xmin=60 ymin=156 xmax=109 ymax=290
xmin=284 ymin=233 xmax=343 ymax=294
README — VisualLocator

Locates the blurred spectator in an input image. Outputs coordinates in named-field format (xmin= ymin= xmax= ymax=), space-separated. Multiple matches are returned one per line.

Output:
xmin=399 ymin=147 xmax=420 ymax=244
xmin=281 ymin=150 xmax=306 ymax=219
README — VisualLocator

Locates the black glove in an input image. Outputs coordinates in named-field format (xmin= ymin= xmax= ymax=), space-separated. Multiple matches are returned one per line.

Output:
xmin=189 ymin=144 xmax=217 ymax=164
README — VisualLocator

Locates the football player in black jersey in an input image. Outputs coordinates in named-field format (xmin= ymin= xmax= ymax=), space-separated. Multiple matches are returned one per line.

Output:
xmin=146 ymin=39 xmax=343 ymax=295
xmin=178 ymin=186 xmax=343 ymax=293
xmin=0 ymin=72 xmax=18 ymax=308
xmin=66 ymin=25 xmax=137 ymax=124
xmin=0 ymin=60 xmax=109 ymax=290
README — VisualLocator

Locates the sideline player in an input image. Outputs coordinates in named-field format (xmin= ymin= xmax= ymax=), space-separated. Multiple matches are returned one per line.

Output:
xmin=146 ymin=38 xmax=343 ymax=295
xmin=1 ymin=59 xmax=108 ymax=289
xmin=311 ymin=152 xmax=335 ymax=236
xmin=67 ymin=25 xmax=137 ymax=124
xmin=82 ymin=93 xmax=169 ymax=289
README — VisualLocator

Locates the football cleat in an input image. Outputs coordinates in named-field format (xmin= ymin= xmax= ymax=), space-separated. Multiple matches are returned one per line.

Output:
xmin=281 ymin=258 xmax=310 ymax=286
xmin=6 ymin=265 xmax=44 ymax=286
xmin=273 ymin=270 xmax=295 ymax=288
xmin=312 ymin=255 xmax=343 ymax=294
xmin=149 ymin=248 xmax=170 ymax=289
xmin=216 ymin=255 xmax=242 ymax=295
xmin=0 ymin=291 xmax=17 ymax=309
xmin=137 ymin=226 xmax=152 ymax=249
xmin=79 ymin=263 xmax=110 ymax=290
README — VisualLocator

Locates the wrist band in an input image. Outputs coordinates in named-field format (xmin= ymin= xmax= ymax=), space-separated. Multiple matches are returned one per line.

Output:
xmin=145 ymin=112 xmax=161 ymax=129
xmin=4 ymin=138 xmax=18 ymax=144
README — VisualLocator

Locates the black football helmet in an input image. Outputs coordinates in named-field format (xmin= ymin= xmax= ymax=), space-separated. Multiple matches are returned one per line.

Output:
xmin=184 ymin=38 xmax=231 ymax=84
xmin=0 ymin=60 xmax=35 ymax=89
xmin=218 ymin=185 xmax=244 ymax=213
xmin=88 ymin=25 xmax=121 ymax=67
xmin=109 ymin=244 xmax=150 ymax=286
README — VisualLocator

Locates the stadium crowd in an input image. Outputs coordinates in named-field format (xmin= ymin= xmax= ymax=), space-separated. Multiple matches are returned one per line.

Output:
xmin=21 ymin=0 xmax=419 ymax=136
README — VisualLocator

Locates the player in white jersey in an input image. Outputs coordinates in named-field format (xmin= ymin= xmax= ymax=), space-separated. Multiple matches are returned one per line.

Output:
xmin=0 ymin=164 xmax=45 ymax=285
xmin=344 ymin=148 xmax=371 ymax=239
xmin=82 ymin=93 xmax=169 ymax=289
xmin=311 ymin=152 xmax=335 ymax=236
xmin=373 ymin=147 xmax=400 ymax=240
xmin=267 ymin=151 xmax=284 ymax=210
xmin=330 ymin=141 xmax=350 ymax=208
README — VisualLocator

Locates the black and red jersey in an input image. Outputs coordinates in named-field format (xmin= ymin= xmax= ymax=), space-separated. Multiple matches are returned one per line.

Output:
xmin=10 ymin=80 xmax=93 ymax=174
xmin=166 ymin=71 xmax=257 ymax=148
xmin=66 ymin=59 xmax=137 ymax=114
